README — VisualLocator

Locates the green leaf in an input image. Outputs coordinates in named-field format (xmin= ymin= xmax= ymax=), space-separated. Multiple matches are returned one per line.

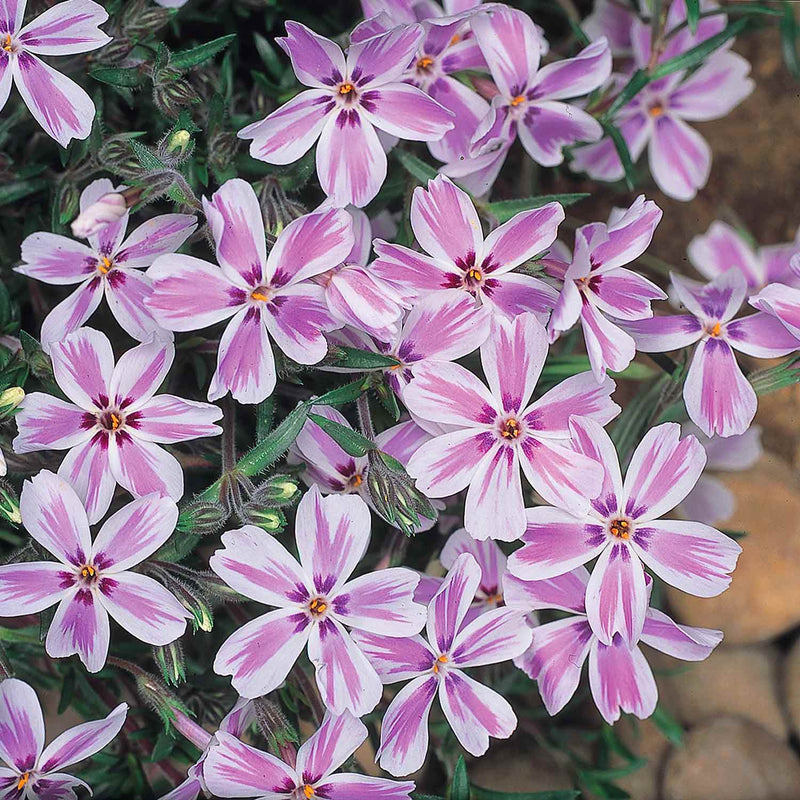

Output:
xmin=129 ymin=139 xmax=168 ymax=171
xmin=449 ymin=756 xmax=469 ymax=800
xmin=471 ymin=790 xmax=580 ymax=800
xmin=395 ymin=149 xmax=439 ymax=185
xmin=0 ymin=177 xmax=48 ymax=206
xmin=308 ymin=413 xmax=375 ymax=457
xmin=749 ymin=354 xmax=800 ymax=395
xmin=602 ymin=68 xmax=650 ymax=122
xmin=254 ymin=32 xmax=284 ymax=80
xmin=651 ymin=704 xmax=684 ymax=746
xmin=313 ymin=380 xmax=368 ymax=407
xmin=601 ymin=120 xmax=635 ymax=190
xmin=171 ymin=34 xmax=238 ymax=70
xmin=330 ymin=346 xmax=400 ymax=370
xmin=781 ymin=3 xmax=800 ymax=79
xmin=89 ymin=66 xmax=143 ymax=88
xmin=540 ymin=355 xmax=655 ymax=382
xmin=486 ymin=194 xmax=590 ymax=224
xmin=686 ymin=0 xmax=700 ymax=33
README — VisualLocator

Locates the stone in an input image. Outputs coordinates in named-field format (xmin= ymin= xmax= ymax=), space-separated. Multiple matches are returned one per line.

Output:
xmin=653 ymin=645 xmax=787 ymax=740
xmin=783 ymin=636 xmax=800 ymax=738
xmin=662 ymin=716 xmax=800 ymax=800
xmin=612 ymin=718 xmax=670 ymax=800
xmin=665 ymin=454 xmax=800 ymax=644
xmin=469 ymin=740 xmax=575 ymax=794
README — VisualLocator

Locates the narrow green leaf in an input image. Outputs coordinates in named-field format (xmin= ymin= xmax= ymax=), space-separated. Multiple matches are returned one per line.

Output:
xmin=313 ymin=380 xmax=368 ymax=407
xmin=89 ymin=66 xmax=143 ymax=88
xmin=308 ymin=413 xmax=374 ymax=457
xmin=601 ymin=120 xmax=635 ymax=189
xmin=449 ymin=756 xmax=469 ymax=800
xmin=236 ymin=402 xmax=310 ymax=478
xmin=129 ymin=139 xmax=168 ymax=171
xmin=651 ymin=704 xmax=684 ymax=746
xmin=749 ymin=354 xmax=800 ymax=395
xmin=395 ymin=149 xmax=439 ymax=185
xmin=540 ymin=355 xmax=655 ymax=382
xmin=602 ymin=68 xmax=650 ymax=122
xmin=254 ymin=32 xmax=284 ymax=80
xmin=0 ymin=177 xmax=48 ymax=206
xmin=330 ymin=346 xmax=400 ymax=370
xmin=171 ymin=34 xmax=237 ymax=70
xmin=686 ymin=0 xmax=700 ymax=33
xmin=781 ymin=3 xmax=800 ymax=79
xmin=486 ymin=193 xmax=590 ymax=224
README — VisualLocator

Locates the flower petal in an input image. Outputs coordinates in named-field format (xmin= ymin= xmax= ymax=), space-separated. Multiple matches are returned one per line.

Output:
xmin=13 ymin=393 xmax=88 ymax=454
xmin=213 ymin=607 xmax=311 ymax=699
xmin=17 ymin=233 xmax=96 ymax=284
xmin=78 ymin=178 xmax=128 ymax=256
xmin=115 ymin=214 xmax=197 ymax=269
xmin=40 ymin=277 xmax=104 ymax=352
xmin=238 ymin=89 xmax=332 ymax=165
xmin=20 ymin=470 xmax=91 ymax=566
xmin=308 ymin=617 xmax=383 ymax=716
xmin=585 ymin=541 xmax=647 ymax=646
xmin=482 ymin=271 xmax=559 ymax=321
xmin=349 ymin=632 xmax=434 ymax=682
xmin=209 ymin=307 xmax=275 ymax=404
xmin=203 ymin=731 xmax=299 ymax=797
xmin=648 ymin=115 xmax=711 ymax=201
xmin=104 ymin=268 xmax=166 ymax=344
xmin=519 ymin=101 xmax=603 ymax=167
xmin=377 ymin=674 xmax=438 ymax=777
xmin=0 ymin=1 xmax=25 ymax=36
xmin=109 ymin=336 xmax=173 ymax=410
xmin=509 ymin=506 xmax=606 ymax=581
xmin=679 ymin=475 xmax=736 ymax=527
xmin=332 ymin=568 xmax=426 ymax=637
xmin=0 ymin=562 xmax=70 ymax=616
xmin=91 ymin=495 xmax=178 ymax=573
xmin=530 ymin=37 xmax=611 ymax=100
xmin=687 ymin=220 xmax=763 ymax=287
xmin=17 ymin=0 xmax=109 ymax=55
xmin=370 ymin=240 xmax=457 ymax=299
xmin=521 ymin=617 xmax=592 ymax=714
xmin=588 ymin=637 xmax=657 ymax=724
xmin=503 ymin=567 xmax=590 ymax=615
xmin=108 ymin=432 xmax=183 ymax=500
xmin=749 ymin=283 xmax=800 ymax=341
xmin=46 ymin=588 xmax=110 ymax=673
xmin=11 ymin=51 xmax=94 ymax=146
xmin=50 ymin=327 xmax=114 ymax=411
xmin=451 ymin=607 xmax=532 ymax=667
xmin=569 ymin=415 xmax=623 ymax=517
xmin=0 ymin=679 xmax=44 ymax=773
xmin=591 ymin=196 xmax=663 ymax=273
xmin=147 ymin=255 xmax=243 ymax=332
xmin=427 ymin=74 xmax=489 ymax=164
xmin=640 ymin=607 xmax=723 ymax=660
xmin=440 ymin=529 xmax=507 ymax=597
xmin=589 ymin=268 xmax=666 ymax=321
xmin=427 ymin=552 xmax=481 ymax=654
xmin=671 ymin=270 xmax=746 ymax=324
xmin=38 ymin=702 xmax=127 ymax=774
xmin=210 ymin=525 xmax=311 ymax=606
xmin=726 ymin=311 xmax=800 ymax=357
xmin=346 ymin=24 xmax=423 ymax=87
xmin=277 ymin=21 xmax=346 ymax=90
xmin=629 ymin=519 xmax=741 ymax=598
xmin=410 ymin=175 xmax=482 ymax=264
xmin=623 ymin=313 xmax=703 ymax=351
xmin=684 ymin=337 xmax=756 ymax=438
xmin=295 ymin=712 xmax=367 ymax=785
xmin=131 ymin=395 xmax=222 ymax=444
xmin=296 ymin=485 xmax=371 ymax=595
xmin=57 ymin=433 xmax=115 ymax=524
xmin=362 ymin=82 xmax=453 ymax=141
xmin=439 ymin=668 xmax=516 ymax=756
xmin=570 ymin=112 xmax=650 ymax=182
xmin=317 ymin=109 xmax=386 ymax=208
xmin=581 ymin=302 xmax=637 ymax=380
xmin=316 ymin=774 xmax=416 ymax=800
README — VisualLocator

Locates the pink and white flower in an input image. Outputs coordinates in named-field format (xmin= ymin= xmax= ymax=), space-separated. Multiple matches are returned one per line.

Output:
xmin=404 ymin=312 xmax=619 ymax=540
xmin=508 ymin=417 xmax=741 ymax=647
xmin=0 ymin=471 xmax=190 ymax=672
xmin=0 ymin=678 xmax=127 ymax=798
xmin=624 ymin=270 xmax=799 ymax=437
xmin=571 ymin=1 xmax=754 ymax=200
xmin=204 ymin=711 xmax=415 ymax=799
xmin=549 ymin=196 xmax=665 ymax=381
xmin=13 ymin=328 xmax=223 ymax=522
xmin=0 ymin=0 xmax=110 ymax=146
xmin=505 ymin=566 xmax=723 ymax=724
xmin=353 ymin=553 xmax=532 ymax=776
xmin=445 ymin=6 xmax=610 ymax=192
xmin=238 ymin=22 xmax=454 ymax=208
xmin=17 ymin=178 xmax=196 ymax=351
xmin=147 ymin=179 xmax=354 ymax=404
xmin=748 ymin=253 xmax=800 ymax=344
xmin=372 ymin=175 xmax=563 ymax=320
xmin=210 ymin=486 xmax=426 ymax=715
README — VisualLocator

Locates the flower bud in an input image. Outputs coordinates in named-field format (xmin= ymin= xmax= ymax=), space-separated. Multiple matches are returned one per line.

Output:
xmin=208 ymin=131 xmax=239 ymax=174
xmin=0 ymin=480 xmax=20 ymax=526
xmin=154 ymin=77 xmax=200 ymax=118
xmin=240 ymin=504 xmax=286 ymax=533
xmin=71 ymin=193 xmax=127 ymax=238
xmin=249 ymin=474 xmax=300 ymax=508
xmin=0 ymin=387 xmax=23 ymax=420
xmin=167 ymin=129 xmax=192 ymax=155
xmin=153 ymin=641 xmax=185 ymax=687
xmin=99 ymin=135 xmax=145 ymax=177
xmin=256 ymin=178 xmax=306 ymax=236
xmin=176 ymin=500 xmax=228 ymax=535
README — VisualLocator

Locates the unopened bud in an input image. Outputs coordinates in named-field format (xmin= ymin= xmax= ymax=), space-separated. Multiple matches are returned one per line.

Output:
xmin=208 ymin=131 xmax=239 ymax=174
xmin=153 ymin=640 xmax=185 ymax=687
xmin=154 ymin=78 xmax=200 ymax=118
xmin=99 ymin=135 xmax=145 ymax=177
xmin=71 ymin=193 xmax=126 ymax=238
xmin=240 ymin=505 xmax=286 ymax=533
xmin=177 ymin=500 xmax=227 ymax=535
xmin=249 ymin=475 xmax=300 ymax=508
xmin=0 ymin=387 xmax=23 ymax=420
xmin=168 ymin=129 xmax=192 ymax=154
xmin=0 ymin=480 xmax=20 ymax=525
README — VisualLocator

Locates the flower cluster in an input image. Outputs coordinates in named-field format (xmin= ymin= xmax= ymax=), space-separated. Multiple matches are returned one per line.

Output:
xmin=0 ymin=0 xmax=796 ymax=797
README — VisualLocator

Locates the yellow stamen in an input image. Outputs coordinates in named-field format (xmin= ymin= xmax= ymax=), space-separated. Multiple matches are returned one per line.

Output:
xmin=432 ymin=654 xmax=448 ymax=674
xmin=309 ymin=598 xmax=328 ymax=615
xmin=250 ymin=290 xmax=269 ymax=302
xmin=98 ymin=256 xmax=112 ymax=275
xmin=609 ymin=519 xmax=630 ymax=540
xmin=349 ymin=473 xmax=363 ymax=489
xmin=467 ymin=268 xmax=483 ymax=282
xmin=304 ymin=786 xmax=314 ymax=799
xmin=648 ymin=103 xmax=664 ymax=118
xmin=416 ymin=56 xmax=434 ymax=70
xmin=709 ymin=321 xmax=722 ymax=337
xmin=449 ymin=34 xmax=461 ymax=45
xmin=485 ymin=593 xmax=503 ymax=605
xmin=17 ymin=772 xmax=30 ymax=790
xmin=110 ymin=412 xmax=121 ymax=430
xmin=81 ymin=565 xmax=97 ymax=579
xmin=510 ymin=94 xmax=526 ymax=107
xmin=339 ymin=83 xmax=355 ymax=95
xmin=500 ymin=418 xmax=521 ymax=439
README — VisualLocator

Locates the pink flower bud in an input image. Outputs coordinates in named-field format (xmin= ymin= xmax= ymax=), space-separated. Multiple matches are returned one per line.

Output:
xmin=71 ymin=192 xmax=127 ymax=238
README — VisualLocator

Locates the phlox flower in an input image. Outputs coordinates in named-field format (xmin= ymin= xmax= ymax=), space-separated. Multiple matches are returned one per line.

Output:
xmin=372 ymin=175 xmax=564 ymax=320
xmin=237 ymin=21 xmax=454 ymax=208
xmin=678 ymin=422 xmax=762 ymax=526
xmin=445 ymin=5 xmax=610 ymax=193
xmin=204 ymin=711 xmax=415 ymax=799
xmin=210 ymin=486 xmax=426 ymax=716
xmin=571 ymin=1 xmax=754 ymax=200
xmin=159 ymin=699 xmax=254 ymax=800
xmin=17 ymin=178 xmax=196 ymax=352
xmin=624 ymin=270 xmax=799 ymax=437
xmin=508 ymin=417 xmax=741 ymax=647
xmin=403 ymin=312 xmax=619 ymax=540
xmin=361 ymin=0 xmax=482 ymax=24
xmin=583 ymin=0 xmax=637 ymax=57
xmin=750 ymin=272 xmax=800 ymax=347
xmin=353 ymin=552 xmax=532 ymax=776
xmin=147 ymin=178 xmax=354 ymax=404
xmin=688 ymin=220 xmax=800 ymax=292
xmin=0 ymin=471 xmax=190 ymax=672
xmin=315 ymin=207 xmax=407 ymax=343
xmin=13 ymin=328 xmax=223 ymax=522
xmin=505 ymin=566 xmax=723 ymax=723
xmin=0 ymin=0 xmax=110 ymax=146
xmin=0 ymin=678 xmax=127 ymax=798
xmin=548 ymin=196 xmax=665 ymax=381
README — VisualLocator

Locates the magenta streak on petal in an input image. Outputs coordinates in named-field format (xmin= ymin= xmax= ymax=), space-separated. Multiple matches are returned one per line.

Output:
xmin=19 ymin=11 xmax=98 ymax=48
xmin=16 ymin=51 xmax=80 ymax=136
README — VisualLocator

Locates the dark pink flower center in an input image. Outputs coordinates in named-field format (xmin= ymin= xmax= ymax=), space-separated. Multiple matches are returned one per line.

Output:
xmin=609 ymin=518 xmax=632 ymax=539
xmin=499 ymin=417 xmax=522 ymax=440
xmin=99 ymin=409 xmax=124 ymax=431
